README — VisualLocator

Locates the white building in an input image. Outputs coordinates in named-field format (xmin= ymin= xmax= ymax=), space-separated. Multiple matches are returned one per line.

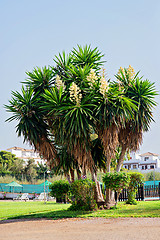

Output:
xmin=7 ymin=146 xmax=46 ymax=165
xmin=123 ymin=152 xmax=160 ymax=171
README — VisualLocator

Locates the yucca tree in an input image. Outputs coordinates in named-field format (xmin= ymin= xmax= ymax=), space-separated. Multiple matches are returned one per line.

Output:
xmin=43 ymin=80 xmax=97 ymax=171
xmin=92 ymin=76 xmax=136 ymax=167
xmin=115 ymin=67 xmax=157 ymax=172
xmin=23 ymin=66 xmax=55 ymax=95
xmin=51 ymin=145 xmax=81 ymax=183
xmin=49 ymin=46 xmax=105 ymax=171
xmin=5 ymin=45 xmax=157 ymax=205
xmin=5 ymin=86 xmax=57 ymax=165
xmin=90 ymin=75 xmax=137 ymax=204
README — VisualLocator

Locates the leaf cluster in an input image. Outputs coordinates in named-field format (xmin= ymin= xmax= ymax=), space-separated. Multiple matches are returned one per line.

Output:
xmin=69 ymin=179 xmax=96 ymax=211
xmin=49 ymin=180 xmax=70 ymax=198
xmin=127 ymin=172 xmax=144 ymax=191
xmin=103 ymin=172 xmax=130 ymax=193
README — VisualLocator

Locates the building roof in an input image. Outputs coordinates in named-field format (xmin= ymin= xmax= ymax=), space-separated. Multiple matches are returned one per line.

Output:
xmin=140 ymin=152 xmax=159 ymax=157
xmin=7 ymin=146 xmax=35 ymax=152
xmin=123 ymin=162 xmax=138 ymax=165
xmin=124 ymin=162 xmax=157 ymax=166
xmin=139 ymin=162 xmax=156 ymax=165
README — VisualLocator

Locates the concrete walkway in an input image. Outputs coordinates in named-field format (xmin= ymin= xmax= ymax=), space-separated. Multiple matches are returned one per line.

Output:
xmin=0 ymin=218 xmax=160 ymax=240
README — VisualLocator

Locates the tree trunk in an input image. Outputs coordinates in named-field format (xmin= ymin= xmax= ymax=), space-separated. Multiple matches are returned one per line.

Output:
xmin=106 ymin=160 xmax=110 ymax=205
xmin=76 ymin=169 xmax=81 ymax=180
xmin=116 ymin=146 xmax=127 ymax=172
xmin=105 ymin=160 xmax=115 ymax=207
xmin=115 ymin=192 xmax=120 ymax=208
xmin=105 ymin=160 xmax=111 ymax=205
xmin=91 ymin=170 xmax=104 ymax=203
xmin=70 ymin=169 xmax=75 ymax=182
xmin=66 ymin=173 xmax=71 ymax=184
xmin=106 ymin=160 xmax=110 ymax=172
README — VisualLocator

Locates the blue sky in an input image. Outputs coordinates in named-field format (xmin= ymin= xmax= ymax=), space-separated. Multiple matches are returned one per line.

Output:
xmin=0 ymin=0 xmax=160 ymax=153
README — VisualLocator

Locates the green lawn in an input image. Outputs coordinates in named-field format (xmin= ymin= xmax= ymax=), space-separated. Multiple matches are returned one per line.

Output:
xmin=0 ymin=200 xmax=159 ymax=221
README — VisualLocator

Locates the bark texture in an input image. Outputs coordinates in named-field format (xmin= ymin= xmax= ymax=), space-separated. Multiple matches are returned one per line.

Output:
xmin=91 ymin=170 xmax=104 ymax=203
xmin=116 ymin=146 xmax=127 ymax=172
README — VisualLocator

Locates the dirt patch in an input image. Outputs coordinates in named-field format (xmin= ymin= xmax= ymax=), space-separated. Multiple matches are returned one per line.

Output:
xmin=0 ymin=218 xmax=160 ymax=240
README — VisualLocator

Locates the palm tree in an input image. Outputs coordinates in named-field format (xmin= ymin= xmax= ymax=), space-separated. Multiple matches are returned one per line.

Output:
xmin=49 ymin=50 xmax=138 ymax=204
xmin=51 ymin=146 xmax=81 ymax=184
xmin=23 ymin=66 xmax=55 ymax=95
xmin=5 ymin=86 xmax=57 ymax=165
xmin=6 ymin=45 xmax=107 ymax=202
xmin=5 ymin=46 xmax=157 ymax=206
xmin=115 ymin=67 xmax=157 ymax=172
xmin=91 ymin=75 xmax=136 ymax=205
xmin=94 ymin=81 xmax=135 ymax=167
xmin=45 ymin=45 xmax=105 ymax=174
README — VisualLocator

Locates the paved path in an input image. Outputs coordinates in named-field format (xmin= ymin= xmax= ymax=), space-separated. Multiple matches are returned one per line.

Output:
xmin=0 ymin=218 xmax=160 ymax=240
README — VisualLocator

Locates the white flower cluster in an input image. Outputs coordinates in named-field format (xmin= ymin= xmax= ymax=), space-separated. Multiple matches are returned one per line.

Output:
xmin=99 ymin=76 xmax=109 ymax=97
xmin=127 ymin=65 xmax=135 ymax=80
xmin=86 ymin=69 xmax=98 ymax=87
xmin=118 ymin=65 xmax=135 ymax=80
xmin=69 ymin=82 xmax=82 ymax=105
xmin=118 ymin=66 xmax=125 ymax=76
xmin=55 ymin=75 xmax=65 ymax=91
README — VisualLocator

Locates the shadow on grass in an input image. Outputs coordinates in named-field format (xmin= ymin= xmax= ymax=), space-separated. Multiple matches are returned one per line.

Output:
xmin=0 ymin=208 xmax=90 ymax=224
xmin=1 ymin=201 xmax=159 ymax=224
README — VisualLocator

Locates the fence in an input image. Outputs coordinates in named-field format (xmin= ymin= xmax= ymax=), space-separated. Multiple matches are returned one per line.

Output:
xmin=0 ymin=183 xmax=51 ymax=194
xmin=144 ymin=183 xmax=160 ymax=198
xmin=115 ymin=185 xmax=144 ymax=202
xmin=115 ymin=183 xmax=160 ymax=202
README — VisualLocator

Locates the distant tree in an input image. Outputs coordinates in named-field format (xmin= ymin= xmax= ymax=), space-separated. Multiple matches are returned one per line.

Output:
xmin=148 ymin=171 xmax=154 ymax=181
xmin=36 ymin=163 xmax=48 ymax=179
xmin=24 ymin=159 xmax=37 ymax=183
xmin=10 ymin=158 xmax=25 ymax=180
xmin=0 ymin=151 xmax=17 ymax=176
xmin=36 ymin=163 xmax=54 ymax=180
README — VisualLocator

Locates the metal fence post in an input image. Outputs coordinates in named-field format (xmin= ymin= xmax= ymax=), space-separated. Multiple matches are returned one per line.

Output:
xmin=141 ymin=184 xmax=144 ymax=201
xmin=115 ymin=191 xmax=117 ymax=202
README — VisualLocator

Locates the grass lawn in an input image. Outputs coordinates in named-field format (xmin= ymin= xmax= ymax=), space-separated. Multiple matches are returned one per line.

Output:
xmin=0 ymin=200 xmax=159 ymax=221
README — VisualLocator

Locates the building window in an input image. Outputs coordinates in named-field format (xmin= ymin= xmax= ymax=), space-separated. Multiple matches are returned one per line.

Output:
xmin=144 ymin=157 xmax=149 ymax=161
xmin=142 ymin=166 xmax=144 ymax=170
xmin=150 ymin=165 xmax=154 ymax=169
xmin=133 ymin=165 xmax=137 ymax=169
xmin=124 ymin=166 xmax=127 ymax=169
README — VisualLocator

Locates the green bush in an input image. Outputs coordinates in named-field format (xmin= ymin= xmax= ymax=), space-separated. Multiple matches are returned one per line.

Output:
xmin=49 ymin=180 xmax=70 ymax=201
xmin=69 ymin=179 xmax=96 ymax=211
xmin=126 ymin=172 xmax=144 ymax=205
xmin=103 ymin=172 xmax=130 ymax=205
xmin=103 ymin=172 xmax=130 ymax=192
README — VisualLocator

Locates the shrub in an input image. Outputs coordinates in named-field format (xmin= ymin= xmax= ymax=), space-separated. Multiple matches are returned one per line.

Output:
xmin=126 ymin=172 xmax=144 ymax=205
xmin=143 ymin=171 xmax=160 ymax=181
xmin=69 ymin=179 xmax=96 ymax=211
xmin=49 ymin=180 xmax=70 ymax=202
xmin=103 ymin=172 xmax=130 ymax=205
